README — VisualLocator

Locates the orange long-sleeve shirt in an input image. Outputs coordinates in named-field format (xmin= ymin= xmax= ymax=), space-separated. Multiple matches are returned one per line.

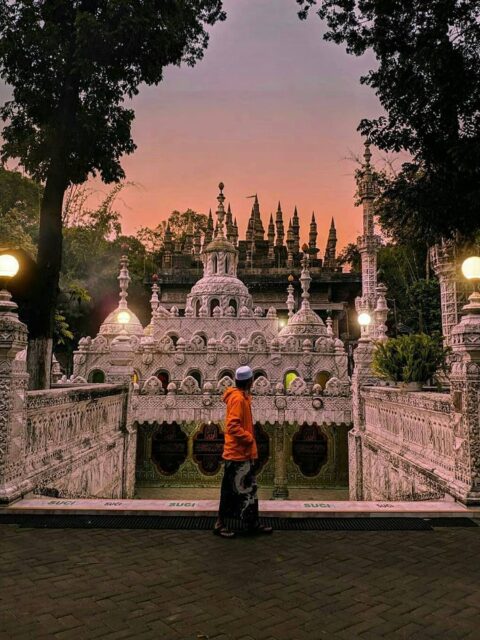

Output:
xmin=222 ymin=387 xmax=258 ymax=461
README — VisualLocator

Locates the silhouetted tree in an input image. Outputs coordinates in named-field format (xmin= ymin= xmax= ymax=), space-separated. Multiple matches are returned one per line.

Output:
xmin=0 ymin=0 xmax=225 ymax=388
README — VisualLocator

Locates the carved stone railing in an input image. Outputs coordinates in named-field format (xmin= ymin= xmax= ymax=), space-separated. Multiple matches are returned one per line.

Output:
xmin=362 ymin=387 xmax=455 ymax=482
xmin=25 ymin=384 xmax=126 ymax=461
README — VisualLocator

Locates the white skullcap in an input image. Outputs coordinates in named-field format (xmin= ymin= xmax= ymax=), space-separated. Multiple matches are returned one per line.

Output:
xmin=235 ymin=366 xmax=253 ymax=381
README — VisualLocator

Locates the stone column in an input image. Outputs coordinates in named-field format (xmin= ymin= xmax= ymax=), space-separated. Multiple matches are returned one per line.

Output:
xmin=0 ymin=289 xmax=29 ymax=503
xmin=272 ymin=396 xmax=289 ymax=499
xmin=450 ymin=291 xmax=480 ymax=505
xmin=349 ymin=337 xmax=376 ymax=500
xmin=107 ymin=331 xmax=137 ymax=498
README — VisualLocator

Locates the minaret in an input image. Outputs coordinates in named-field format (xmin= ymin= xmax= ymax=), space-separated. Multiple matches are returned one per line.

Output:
xmin=267 ymin=213 xmax=275 ymax=261
xmin=356 ymin=140 xmax=381 ymax=328
xmin=287 ymin=219 xmax=294 ymax=268
xmin=309 ymin=212 xmax=319 ymax=260
xmin=323 ymin=217 xmax=337 ymax=269
xmin=204 ymin=209 xmax=214 ymax=245
xmin=275 ymin=202 xmax=285 ymax=248
xmin=215 ymin=181 xmax=226 ymax=238
xmin=292 ymin=206 xmax=300 ymax=256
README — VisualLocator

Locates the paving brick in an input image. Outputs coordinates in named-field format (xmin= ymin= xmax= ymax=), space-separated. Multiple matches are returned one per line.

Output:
xmin=1 ymin=524 xmax=480 ymax=640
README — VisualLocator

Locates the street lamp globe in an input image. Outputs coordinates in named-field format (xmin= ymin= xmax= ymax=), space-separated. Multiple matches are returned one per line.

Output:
xmin=461 ymin=256 xmax=480 ymax=282
xmin=0 ymin=254 xmax=20 ymax=279
xmin=358 ymin=312 xmax=371 ymax=327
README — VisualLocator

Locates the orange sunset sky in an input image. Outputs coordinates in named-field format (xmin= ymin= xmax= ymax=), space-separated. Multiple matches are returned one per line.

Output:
xmin=3 ymin=0 xmax=386 ymax=251
xmin=112 ymin=0 xmax=385 ymax=251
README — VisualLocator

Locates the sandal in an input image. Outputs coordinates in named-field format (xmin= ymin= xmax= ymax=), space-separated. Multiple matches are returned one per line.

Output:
xmin=247 ymin=523 xmax=273 ymax=535
xmin=213 ymin=525 xmax=236 ymax=538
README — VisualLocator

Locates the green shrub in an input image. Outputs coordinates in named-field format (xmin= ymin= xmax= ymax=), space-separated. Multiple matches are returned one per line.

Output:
xmin=371 ymin=334 xmax=449 ymax=385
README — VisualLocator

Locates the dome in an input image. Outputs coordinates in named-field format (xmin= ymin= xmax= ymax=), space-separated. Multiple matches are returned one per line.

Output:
xmin=203 ymin=236 xmax=236 ymax=253
xmin=279 ymin=305 xmax=328 ymax=340
xmin=189 ymin=274 xmax=250 ymax=299
xmin=99 ymin=306 xmax=144 ymax=337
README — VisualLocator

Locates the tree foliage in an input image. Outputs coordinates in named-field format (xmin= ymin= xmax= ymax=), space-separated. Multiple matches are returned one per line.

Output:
xmin=137 ymin=209 xmax=207 ymax=253
xmin=0 ymin=0 xmax=225 ymax=387
xmin=297 ymin=0 xmax=480 ymax=243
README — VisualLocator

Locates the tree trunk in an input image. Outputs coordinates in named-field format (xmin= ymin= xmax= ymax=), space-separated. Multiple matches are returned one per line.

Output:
xmin=27 ymin=166 xmax=67 ymax=390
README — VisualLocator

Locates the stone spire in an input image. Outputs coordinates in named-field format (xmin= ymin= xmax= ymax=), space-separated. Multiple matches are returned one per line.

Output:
xmin=309 ymin=212 xmax=319 ymax=259
xmin=323 ymin=217 xmax=337 ymax=269
xmin=183 ymin=215 xmax=194 ymax=255
xmin=275 ymin=201 xmax=285 ymax=248
xmin=226 ymin=203 xmax=235 ymax=244
xmin=252 ymin=195 xmax=265 ymax=244
xmin=118 ymin=253 xmax=131 ymax=310
xmin=267 ymin=213 xmax=275 ymax=261
xmin=287 ymin=219 xmax=294 ymax=268
xmin=356 ymin=140 xmax=381 ymax=327
xmin=292 ymin=206 xmax=300 ymax=256
xmin=194 ymin=226 xmax=202 ymax=255
xmin=163 ymin=223 xmax=173 ymax=268
xmin=246 ymin=214 xmax=254 ymax=243
xmin=233 ymin=217 xmax=239 ymax=247
xmin=204 ymin=209 xmax=214 ymax=245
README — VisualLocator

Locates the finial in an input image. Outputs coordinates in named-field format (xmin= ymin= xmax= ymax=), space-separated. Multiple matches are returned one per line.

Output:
xmin=311 ymin=211 xmax=316 ymax=223
xmin=286 ymin=281 xmax=295 ymax=318
xmin=300 ymin=253 xmax=311 ymax=308
xmin=150 ymin=274 xmax=160 ymax=316
xmin=326 ymin=316 xmax=334 ymax=337
xmin=330 ymin=217 xmax=335 ymax=229
xmin=215 ymin=183 xmax=226 ymax=238
xmin=118 ymin=254 xmax=130 ymax=310
xmin=364 ymin=140 xmax=372 ymax=167
xmin=277 ymin=201 xmax=282 ymax=211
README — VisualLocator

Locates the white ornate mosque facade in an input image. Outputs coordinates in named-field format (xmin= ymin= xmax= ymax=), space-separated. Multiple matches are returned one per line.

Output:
xmin=72 ymin=182 xmax=355 ymax=496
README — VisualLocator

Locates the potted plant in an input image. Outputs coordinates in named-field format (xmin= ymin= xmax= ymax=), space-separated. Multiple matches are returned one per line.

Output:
xmin=371 ymin=333 xmax=450 ymax=389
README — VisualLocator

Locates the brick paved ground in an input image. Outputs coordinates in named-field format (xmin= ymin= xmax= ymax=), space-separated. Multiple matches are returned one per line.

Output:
xmin=1 ymin=523 xmax=480 ymax=640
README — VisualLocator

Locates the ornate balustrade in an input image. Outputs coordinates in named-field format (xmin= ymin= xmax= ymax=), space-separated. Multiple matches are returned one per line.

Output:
xmin=25 ymin=384 xmax=126 ymax=461
xmin=362 ymin=387 xmax=455 ymax=482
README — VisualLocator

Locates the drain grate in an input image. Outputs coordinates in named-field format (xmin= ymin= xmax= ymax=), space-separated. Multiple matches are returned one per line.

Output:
xmin=0 ymin=513 xmax=454 ymax=531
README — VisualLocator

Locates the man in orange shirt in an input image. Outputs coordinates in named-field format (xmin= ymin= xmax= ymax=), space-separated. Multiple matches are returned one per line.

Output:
xmin=214 ymin=366 xmax=273 ymax=538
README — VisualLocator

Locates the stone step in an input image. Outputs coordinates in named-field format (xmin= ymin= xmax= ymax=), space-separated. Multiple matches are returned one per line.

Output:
xmin=3 ymin=497 xmax=479 ymax=519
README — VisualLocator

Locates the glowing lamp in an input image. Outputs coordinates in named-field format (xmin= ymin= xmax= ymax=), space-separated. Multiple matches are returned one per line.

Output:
xmin=279 ymin=319 xmax=286 ymax=328
xmin=117 ymin=310 xmax=131 ymax=324
xmin=0 ymin=254 xmax=20 ymax=279
xmin=462 ymin=256 xmax=480 ymax=281
xmin=358 ymin=312 xmax=372 ymax=327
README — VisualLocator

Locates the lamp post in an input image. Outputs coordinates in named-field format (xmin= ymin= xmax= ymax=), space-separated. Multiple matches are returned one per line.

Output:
xmin=0 ymin=253 xmax=20 ymax=314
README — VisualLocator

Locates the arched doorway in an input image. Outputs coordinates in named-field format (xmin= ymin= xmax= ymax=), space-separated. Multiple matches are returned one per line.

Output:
xmin=292 ymin=424 xmax=328 ymax=477
xmin=210 ymin=298 xmax=220 ymax=315
xmin=88 ymin=369 xmax=105 ymax=383
xmin=151 ymin=422 xmax=188 ymax=475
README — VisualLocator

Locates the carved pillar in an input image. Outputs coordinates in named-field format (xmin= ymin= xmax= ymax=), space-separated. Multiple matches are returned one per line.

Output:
xmin=450 ymin=291 xmax=480 ymax=505
xmin=106 ymin=332 xmax=134 ymax=384
xmin=0 ymin=289 xmax=29 ymax=503
xmin=272 ymin=398 xmax=289 ymax=499
xmin=121 ymin=385 xmax=138 ymax=499
xmin=107 ymin=331 xmax=137 ymax=498
xmin=349 ymin=337 xmax=376 ymax=500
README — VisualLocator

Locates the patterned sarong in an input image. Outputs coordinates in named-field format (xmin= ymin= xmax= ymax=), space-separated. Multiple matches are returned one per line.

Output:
xmin=218 ymin=460 xmax=259 ymax=530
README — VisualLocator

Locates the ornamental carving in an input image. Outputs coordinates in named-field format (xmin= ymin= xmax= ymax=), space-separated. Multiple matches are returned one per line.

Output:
xmin=180 ymin=376 xmax=201 ymax=395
